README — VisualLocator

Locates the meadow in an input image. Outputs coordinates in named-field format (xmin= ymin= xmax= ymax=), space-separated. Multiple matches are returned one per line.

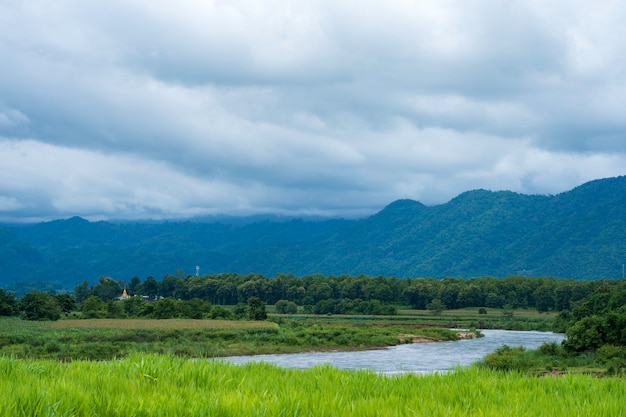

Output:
xmin=0 ymin=354 xmax=624 ymax=417
xmin=0 ymin=316 xmax=464 ymax=360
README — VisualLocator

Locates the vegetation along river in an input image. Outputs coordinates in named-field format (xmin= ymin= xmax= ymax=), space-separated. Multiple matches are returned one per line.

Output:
xmin=222 ymin=330 xmax=565 ymax=375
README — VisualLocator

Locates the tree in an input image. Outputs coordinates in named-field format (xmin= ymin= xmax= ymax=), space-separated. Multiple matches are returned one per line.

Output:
xmin=20 ymin=292 xmax=61 ymax=321
xmin=143 ymin=276 xmax=158 ymax=300
xmin=209 ymin=305 xmax=233 ymax=320
xmin=54 ymin=293 xmax=76 ymax=314
xmin=426 ymin=298 xmax=444 ymax=316
xmin=128 ymin=276 xmax=142 ymax=296
xmin=232 ymin=303 xmax=249 ymax=320
xmin=81 ymin=296 xmax=106 ymax=319
xmin=247 ymin=297 xmax=267 ymax=320
xmin=501 ymin=304 xmax=514 ymax=318
xmin=152 ymin=298 xmax=178 ymax=319
xmin=274 ymin=299 xmax=298 ymax=314
xmin=0 ymin=289 xmax=17 ymax=316
xmin=91 ymin=277 xmax=123 ymax=302
xmin=122 ymin=296 xmax=145 ymax=317
xmin=74 ymin=280 xmax=90 ymax=304
xmin=179 ymin=298 xmax=211 ymax=319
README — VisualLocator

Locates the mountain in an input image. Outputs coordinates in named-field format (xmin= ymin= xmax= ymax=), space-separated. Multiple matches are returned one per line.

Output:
xmin=1 ymin=176 xmax=624 ymax=289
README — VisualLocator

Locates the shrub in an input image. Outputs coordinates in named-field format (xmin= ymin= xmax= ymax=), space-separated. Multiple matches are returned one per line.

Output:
xmin=209 ymin=305 xmax=233 ymax=320
xmin=481 ymin=345 xmax=530 ymax=371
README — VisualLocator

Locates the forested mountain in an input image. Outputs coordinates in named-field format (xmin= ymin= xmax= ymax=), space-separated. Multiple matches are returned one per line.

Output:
xmin=1 ymin=176 xmax=624 ymax=290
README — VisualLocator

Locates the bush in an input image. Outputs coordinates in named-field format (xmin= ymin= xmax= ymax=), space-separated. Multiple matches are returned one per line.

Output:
xmin=209 ymin=305 xmax=233 ymax=320
xmin=275 ymin=300 xmax=298 ymax=314
xmin=481 ymin=345 xmax=530 ymax=371
xmin=20 ymin=292 xmax=61 ymax=321
xmin=81 ymin=296 xmax=106 ymax=319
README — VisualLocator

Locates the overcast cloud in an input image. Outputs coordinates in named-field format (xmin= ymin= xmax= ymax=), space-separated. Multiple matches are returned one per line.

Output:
xmin=1 ymin=0 xmax=625 ymax=222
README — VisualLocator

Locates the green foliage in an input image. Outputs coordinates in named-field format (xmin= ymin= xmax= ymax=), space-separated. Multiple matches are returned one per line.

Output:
xmin=426 ymin=298 xmax=444 ymax=316
xmin=247 ymin=297 xmax=267 ymax=321
xmin=478 ymin=307 xmax=487 ymax=315
xmin=81 ymin=296 xmax=106 ymax=319
xmin=0 ymin=289 xmax=17 ymax=316
xmin=481 ymin=345 xmax=531 ymax=371
xmin=151 ymin=298 xmax=179 ymax=319
xmin=53 ymin=293 xmax=76 ymax=313
xmin=232 ymin=303 xmax=249 ymax=320
xmin=209 ymin=305 xmax=233 ymax=320
xmin=89 ymin=276 xmax=123 ymax=301
xmin=19 ymin=292 xmax=61 ymax=321
xmin=274 ymin=299 xmax=298 ymax=314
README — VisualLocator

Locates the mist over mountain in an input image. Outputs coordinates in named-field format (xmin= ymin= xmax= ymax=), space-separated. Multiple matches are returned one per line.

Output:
xmin=1 ymin=176 xmax=624 ymax=291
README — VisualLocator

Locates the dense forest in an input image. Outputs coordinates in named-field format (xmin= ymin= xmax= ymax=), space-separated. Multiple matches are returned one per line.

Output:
xmin=2 ymin=273 xmax=624 ymax=319
xmin=1 ymin=176 xmax=625 ymax=291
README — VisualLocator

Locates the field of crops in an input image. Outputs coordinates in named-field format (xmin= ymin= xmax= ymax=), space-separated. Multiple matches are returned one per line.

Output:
xmin=0 ymin=354 xmax=624 ymax=416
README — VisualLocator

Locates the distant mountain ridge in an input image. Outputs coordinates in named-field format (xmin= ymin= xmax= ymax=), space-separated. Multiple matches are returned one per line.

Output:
xmin=1 ymin=176 xmax=624 ymax=290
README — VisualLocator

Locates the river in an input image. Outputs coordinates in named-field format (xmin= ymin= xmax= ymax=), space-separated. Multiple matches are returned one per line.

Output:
xmin=221 ymin=330 xmax=565 ymax=374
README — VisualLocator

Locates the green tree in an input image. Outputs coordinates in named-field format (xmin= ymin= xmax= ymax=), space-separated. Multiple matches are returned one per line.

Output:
xmin=81 ymin=295 xmax=106 ymax=319
xmin=128 ymin=276 xmax=142 ymax=296
xmin=247 ymin=297 xmax=267 ymax=320
xmin=74 ymin=280 xmax=90 ymax=304
xmin=0 ymin=288 xmax=17 ymax=316
xmin=426 ymin=298 xmax=444 ymax=316
xmin=106 ymin=301 xmax=125 ymax=318
xmin=20 ymin=292 xmax=61 ymax=321
xmin=179 ymin=298 xmax=211 ymax=319
xmin=54 ymin=293 xmax=76 ymax=314
xmin=122 ymin=296 xmax=145 ymax=317
xmin=274 ymin=299 xmax=298 ymax=314
xmin=209 ymin=305 xmax=233 ymax=320
xmin=151 ymin=298 xmax=178 ymax=319
xmin=143 ymin=276 xmax=158 ymax=300
xmin=232 ymin=303 xmax=249 ymax=320
xmin=91 ymin=277 xmax=123 ymax=302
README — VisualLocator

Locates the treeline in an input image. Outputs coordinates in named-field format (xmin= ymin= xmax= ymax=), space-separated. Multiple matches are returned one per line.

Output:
xmin=2 ymin=273 xmax=622 ymax=322
xmin=75 ymin=273 xmax=611 ymax=312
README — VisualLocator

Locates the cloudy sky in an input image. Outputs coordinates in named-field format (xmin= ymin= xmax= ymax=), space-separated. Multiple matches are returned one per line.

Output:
xmin=1 ymin=0 xmax=625 ymax=222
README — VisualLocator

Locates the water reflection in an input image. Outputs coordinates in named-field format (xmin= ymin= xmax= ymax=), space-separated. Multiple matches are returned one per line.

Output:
xmin=221 ymin=330 xmax=565 ymax=374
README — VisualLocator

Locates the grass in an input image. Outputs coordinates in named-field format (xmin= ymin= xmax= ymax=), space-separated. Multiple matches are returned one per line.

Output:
xmin=0 ymin=317 xmax=466 ymax=361
xmin=51 ymin=318 xmax=279 ymax=330
xmin=277 ymin=308 xmax=554 ymax=329
xmin=0 ymin=354 xmax=624 ymax=416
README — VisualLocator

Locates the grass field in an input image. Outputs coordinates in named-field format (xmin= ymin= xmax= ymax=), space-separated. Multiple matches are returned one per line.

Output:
xmin=0 ymin=316 xmax=465 ymax=361
xmin=51 ymin=318 xmax=279 ymax=330
xmin=279 ymin=306 xmax=555 ymax=331
xmin=0 ymin=354 xmax=624 ymax=417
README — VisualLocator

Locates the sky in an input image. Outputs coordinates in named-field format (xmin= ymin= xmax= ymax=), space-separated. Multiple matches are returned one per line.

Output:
xmin=1 ymin=0 xmax=625 ymax=222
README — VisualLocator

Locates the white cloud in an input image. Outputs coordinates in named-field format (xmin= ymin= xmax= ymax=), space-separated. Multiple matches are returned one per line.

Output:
xmin=0 ymin=0 xmax=625 ymax=221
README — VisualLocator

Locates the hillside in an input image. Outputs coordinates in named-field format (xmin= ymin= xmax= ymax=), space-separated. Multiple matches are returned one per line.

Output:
xmin=1 ymin=176 xmax=624 ymax=289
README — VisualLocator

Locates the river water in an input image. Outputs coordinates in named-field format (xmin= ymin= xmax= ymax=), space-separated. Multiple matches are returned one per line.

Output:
xmin=221 ymin=330 xmax=565 ymax=375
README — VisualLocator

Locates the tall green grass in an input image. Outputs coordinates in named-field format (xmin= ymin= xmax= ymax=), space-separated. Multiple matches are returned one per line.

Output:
xmin=0 ymin=354 xmax=624 ymax=416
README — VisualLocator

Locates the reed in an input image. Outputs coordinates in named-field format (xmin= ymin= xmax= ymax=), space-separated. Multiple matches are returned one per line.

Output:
xmin=0 ymin=354 xmax=624 ymax=417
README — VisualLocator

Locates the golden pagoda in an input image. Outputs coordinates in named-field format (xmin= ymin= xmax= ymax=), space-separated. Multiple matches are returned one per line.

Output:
xmin=120 ymin=286 xmax=130 ymax=300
